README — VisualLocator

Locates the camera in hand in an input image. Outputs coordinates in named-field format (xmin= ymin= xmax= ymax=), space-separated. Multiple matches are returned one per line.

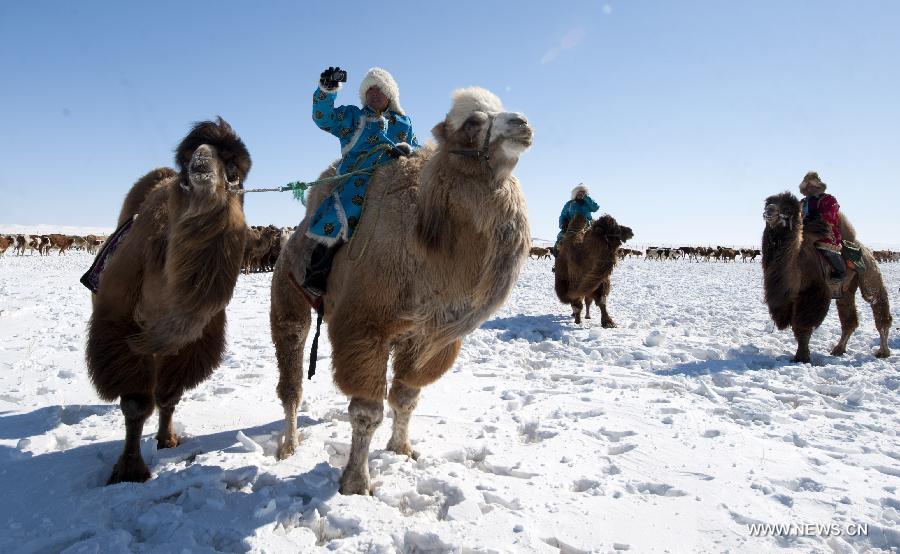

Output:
xmin=328 ymin=69 xmax=347 ymax=83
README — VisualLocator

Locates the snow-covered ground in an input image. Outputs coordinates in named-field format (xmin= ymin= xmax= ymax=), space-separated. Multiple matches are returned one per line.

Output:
xmin=0 ymin=252 xmax=898 ymax=553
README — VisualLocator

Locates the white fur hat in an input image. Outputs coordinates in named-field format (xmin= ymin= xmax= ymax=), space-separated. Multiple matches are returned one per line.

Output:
xmin=571 ymin=183 xmax=589 ymax=200
xmin=359 ymin=67 xmax=404 ymax=114
xmin=799 ymin=171 xmax=827 ymax=195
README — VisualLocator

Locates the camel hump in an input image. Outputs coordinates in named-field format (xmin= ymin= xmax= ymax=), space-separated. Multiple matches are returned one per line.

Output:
xmin=117 ymin=167 xmax=178 ymax=227
xmin=569 ymin=213 xmax=587 ymax=231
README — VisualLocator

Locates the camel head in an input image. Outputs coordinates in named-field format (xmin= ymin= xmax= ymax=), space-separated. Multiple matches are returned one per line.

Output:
xmin=432 ymin=87 xmax=533 ymax=182
xmin=174 ymin=117 xmax=251 ymax=205
xmin=763 ymin=191 xmax=801 ymax=232
xmin=590 ymin=214 xmax=633 ymax=251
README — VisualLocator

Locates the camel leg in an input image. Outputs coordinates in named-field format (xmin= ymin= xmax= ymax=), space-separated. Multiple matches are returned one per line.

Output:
xmin=831 ymin=276 xmax=859 ymax=356
xmin=572 ymin=299 xmax=583 ymax=324
xmin=594 ymin=281 xmax=616 ymax=328
xmin=108 ymin=393 xmax=154 ymax=485
xmin=388 ymin=338 xmax=461 ymax=460
xmin=271 ymin=262 xmax=312 ymax=460
xmin=791 ymin=327 xmax=813 ymax=363
xmin=599 ymin=297 xmax=616 ymax=328
xmin=330 ymin=325 xmax=392 ymax=495
xmin=870 ymin=293 xmax=892 ymax=359
xmin=791 ymin=287 xmax=831 ymax=363
xmin=857 ymin=264 xmax=893 ymax=358
xmin=584 ymin=297 xmax=592 ymax=319
xmin=386 ymin=381 xmax=420 ymax=459
xmin=340 ymin=397 xmax=383 ymax=495
xmin=154 ymin=389 xmax=182 ymax=449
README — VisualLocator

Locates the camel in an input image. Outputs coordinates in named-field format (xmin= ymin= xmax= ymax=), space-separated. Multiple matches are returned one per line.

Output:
xmin=554 ymin=213 xmax=633 ymax=325
xmin=270 ymin=87 xmax=532 ymax=495
xmin=529 ymin=246 xmax=551 ymax=259
xmin=85 ymin=118 xmax=251 ymax=484
xmin=762 ymin=191 xmax=891 ymax=362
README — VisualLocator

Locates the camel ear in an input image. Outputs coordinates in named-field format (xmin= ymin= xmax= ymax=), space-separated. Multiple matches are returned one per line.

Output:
xmin=431 ymin=122 xmax=448 ymax=144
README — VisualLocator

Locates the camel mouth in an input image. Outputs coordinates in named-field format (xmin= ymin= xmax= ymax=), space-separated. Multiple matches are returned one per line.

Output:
xmin=188 ymin=152 xmax=219 ymax=188
xmin=510 ymin=135 xmax=533 ymax=148
xmin=763 ymin=204 xmax=784 ymax=227
xmin=503 ymin=127 xmax=533 ymax=149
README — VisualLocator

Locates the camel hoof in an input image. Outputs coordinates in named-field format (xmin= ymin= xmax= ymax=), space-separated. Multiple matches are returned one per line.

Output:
xmin=830 ymin=346 xmax=846 ymax=357
xmin=601 ymin=320 xmax=617 ymax=329
xmin=276 ymin=437 xmax=297 ymax=460
xmin=791 ymin=354 xmax=811 ymax=364
xmin=157 ymin=434 xmax=180 ymax=449
xmin=573 ymin=316 xmax=581 ymax=325
xmin=387 ymin=439 xmax=419 ymax=460
xmin=107 ymin=458 xmax=151 ymax=485
xmin=339 ymin=471 xmax=371 ymax=496
xmin=875 ymin=349 xmax=890 ymax=359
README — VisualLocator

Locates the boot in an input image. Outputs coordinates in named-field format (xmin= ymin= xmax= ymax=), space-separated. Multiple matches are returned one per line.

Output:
xmin=302 ymin=243 xmax=340 ymax=299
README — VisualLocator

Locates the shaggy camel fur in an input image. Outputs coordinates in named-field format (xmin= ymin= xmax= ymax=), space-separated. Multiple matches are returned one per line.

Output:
xmin=554 ymin=214 xmax=633 ymax=325
xmin=762 ymin=191 xmax=891 ymax=362
xmin=271 ymin=87 xmax=532 ymax=495
xmin=86 ymin=118 xmax=250 ymax=484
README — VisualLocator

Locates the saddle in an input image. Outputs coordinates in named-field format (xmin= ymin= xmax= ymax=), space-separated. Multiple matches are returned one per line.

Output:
xmin=817 ymin=240 xmax=865 ymax=300
xmin=80 ymin=215 xmax=138 ymax=294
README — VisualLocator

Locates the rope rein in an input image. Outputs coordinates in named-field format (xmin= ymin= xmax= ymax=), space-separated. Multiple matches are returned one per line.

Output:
xmin=228 ymin=143 xmax=396 ymax=205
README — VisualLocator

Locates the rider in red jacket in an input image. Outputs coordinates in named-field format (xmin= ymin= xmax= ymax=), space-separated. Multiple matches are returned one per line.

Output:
xmin=800 ymin=172 xmax=846 ymax=280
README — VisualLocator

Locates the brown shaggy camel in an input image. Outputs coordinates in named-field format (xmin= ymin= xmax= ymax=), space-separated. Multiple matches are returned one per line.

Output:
xmin=271 ymin=87 xmax=532 ymax=495
xmin=85 ymin=118 xmax=251 ymax=484
xmin=762 ymin=191 xmax=891 ymax=362
xmin=554 ymin=214 xmax=633 ymax=325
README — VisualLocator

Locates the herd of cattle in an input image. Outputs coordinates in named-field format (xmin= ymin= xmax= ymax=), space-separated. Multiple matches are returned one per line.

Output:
xmin=638 ymin=246 xmax=762 ymax=262
xmin=0 ymin=233 xmax=107 ymax=256
xmin=530 ymin=244 xmax=900 ymax=263
xmin=0 ymin=227 xmax=302 ymax=275
xmin=4 ymin=231 xmax=898 ymax=268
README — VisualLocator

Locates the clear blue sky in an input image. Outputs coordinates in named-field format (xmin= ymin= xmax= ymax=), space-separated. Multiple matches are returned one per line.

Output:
xmin=2 ymin=1 xmax=899 ymax=247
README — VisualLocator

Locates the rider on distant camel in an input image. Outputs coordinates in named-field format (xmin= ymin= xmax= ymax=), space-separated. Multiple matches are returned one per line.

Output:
xmin=799 ymin=171 xmax=846 ymax=282
xmin=302 ymin=66 xmax=419 ymax=301
xmin=554 ymin=184 xmax=599 ymax=255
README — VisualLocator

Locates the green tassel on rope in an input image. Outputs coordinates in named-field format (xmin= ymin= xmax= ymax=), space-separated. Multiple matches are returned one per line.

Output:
xmin=286 ymin=181 xmax=309 ymax=205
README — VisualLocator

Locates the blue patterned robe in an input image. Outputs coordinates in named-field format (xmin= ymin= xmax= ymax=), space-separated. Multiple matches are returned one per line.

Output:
xmin=556 ymin=195 xmax=600 ymax=245
xmin=306 ymin=87 xmax=419 ymax=244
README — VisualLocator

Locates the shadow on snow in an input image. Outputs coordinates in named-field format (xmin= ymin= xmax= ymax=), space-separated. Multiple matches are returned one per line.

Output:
xmin=480 ymin=313 xmax=571 ymax=343
xmin=0 ymin=408 xmax=338 ymax=552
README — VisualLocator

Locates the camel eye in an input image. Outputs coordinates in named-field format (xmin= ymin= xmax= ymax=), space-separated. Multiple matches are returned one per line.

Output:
xmin=226 ymin=163 xmax=239 ymax=183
